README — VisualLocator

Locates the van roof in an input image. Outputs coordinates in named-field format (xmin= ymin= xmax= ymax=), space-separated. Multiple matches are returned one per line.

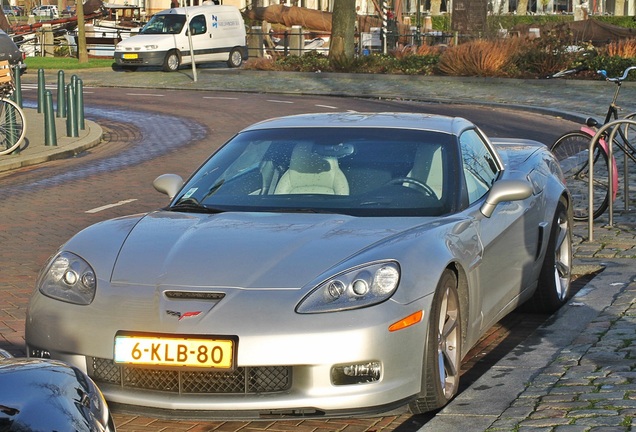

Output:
xmin=157 ymin=4 xmax=239 ymax=15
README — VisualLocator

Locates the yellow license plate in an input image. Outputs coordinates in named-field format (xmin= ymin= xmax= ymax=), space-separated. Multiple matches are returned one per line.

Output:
xmin=122 ymin=53 xmax=138 ymax=59
xmin=114 ymin=335 xmax=234 ymax=369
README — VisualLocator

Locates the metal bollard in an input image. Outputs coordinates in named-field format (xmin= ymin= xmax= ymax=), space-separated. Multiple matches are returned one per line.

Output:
xmin=66 ymin=83 xmax=78 ymax=137
xmin=37 ymin=68 xmax=45 ymax=113
xmin=44 ymin=90 xmax=57 ymax=146
xmin=12 ymin=65 xmax=22 ymax=108
xmin=56 ymin=70 xmax=65 ymax=118
xmin=74 ymin=78 xmax=84 ymax=130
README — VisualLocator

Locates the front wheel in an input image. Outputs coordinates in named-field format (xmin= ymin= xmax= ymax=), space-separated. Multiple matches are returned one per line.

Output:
xmin=0 ymin=98 xmax=26 ymax=156
xmin=227 ymin=47 xmax=243 ymax=68
xmin=526 ymin=201 xmax=572 ymax=313
xmin=550 ymin=131 xmax=609 ymax=221
xmin=409 ymin=270 xmax=461 ymax=414
xmin=162 ymin=51 xmax=180 ymax=72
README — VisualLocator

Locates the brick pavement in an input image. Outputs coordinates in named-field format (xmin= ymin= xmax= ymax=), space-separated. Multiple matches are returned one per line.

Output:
xmin=3 ymin=70 xmax=636 ymax=431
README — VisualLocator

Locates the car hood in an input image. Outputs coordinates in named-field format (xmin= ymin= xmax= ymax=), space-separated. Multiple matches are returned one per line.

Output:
xmin=111 ymin=211 xmax=434 ymax=290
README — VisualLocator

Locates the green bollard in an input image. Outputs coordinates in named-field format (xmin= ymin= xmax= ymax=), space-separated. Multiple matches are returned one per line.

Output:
xmin=75 ymin=78 xmax=84 ymax=130
xmin=37 ymin=68 xmax=45 ymax=113
xmin=44 ymin=90 xmax=57 ymax=146
xmin=56 ymin=70 xmax=65 ymax=118
xmin=66 ymin=83 xmax=78 ymax=138
xmin=12 ymin=66 xmax=22 ymax=108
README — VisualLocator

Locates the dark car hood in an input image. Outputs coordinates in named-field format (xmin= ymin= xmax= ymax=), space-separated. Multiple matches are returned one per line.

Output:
xmin=111 ymin=211 xmax=431 ymax=289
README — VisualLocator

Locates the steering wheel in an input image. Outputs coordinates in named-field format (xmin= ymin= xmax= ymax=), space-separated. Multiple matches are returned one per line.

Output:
xmin=388 ymin=177 xmax=437 ymax=197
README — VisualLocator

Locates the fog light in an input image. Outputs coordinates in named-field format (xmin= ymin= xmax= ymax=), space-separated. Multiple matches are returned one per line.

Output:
xmin=331 ymin=361 xmax=381 ymax=385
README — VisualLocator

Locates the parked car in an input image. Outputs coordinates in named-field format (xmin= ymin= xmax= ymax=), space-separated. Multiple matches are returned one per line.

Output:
xmin=12 ymin=6 xmax=24 ymax=15
xmin=25 ymin=113 xmax=572 ymax=418
xmin=31 ymin=4 xmax=58 ymax=17
xmin=2 ymin=6 xmax=15 ymax=16
xmin=0 ymin=349 xmax=116 ymax=431
xmin=0 ymin=30 xmax=25 ymax=72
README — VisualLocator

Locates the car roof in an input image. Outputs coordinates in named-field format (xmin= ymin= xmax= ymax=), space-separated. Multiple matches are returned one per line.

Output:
xmin=240 ymin=112 xmax=475 ymax=136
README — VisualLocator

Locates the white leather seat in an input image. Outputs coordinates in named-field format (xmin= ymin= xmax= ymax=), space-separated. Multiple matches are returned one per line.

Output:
xmin=274 ymin=143 xmax=349 ymax=195
xmin=407 ymin=145 xmax=443 ymax=197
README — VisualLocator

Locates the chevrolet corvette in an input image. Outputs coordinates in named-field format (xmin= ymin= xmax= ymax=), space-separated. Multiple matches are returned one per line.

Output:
xmin=26 ymin=112 xmax=572 ymax=418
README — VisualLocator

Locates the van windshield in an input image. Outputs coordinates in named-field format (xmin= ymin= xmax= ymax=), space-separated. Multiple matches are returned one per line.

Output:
xmin=140 ymin=14 xmax=186 ymax=35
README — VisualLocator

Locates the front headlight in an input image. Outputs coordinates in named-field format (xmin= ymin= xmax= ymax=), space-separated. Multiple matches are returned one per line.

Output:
xmin=38 ymin=252 xmax=97 ymax=305
xmin=296 ymin=261 xmax=400 ymax=314
xmin=144 ymin=44 xmax=159 ymax=50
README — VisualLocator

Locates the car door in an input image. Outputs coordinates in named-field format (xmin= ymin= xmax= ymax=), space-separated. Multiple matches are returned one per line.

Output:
xmin=183 ymin=14 xmax=212 ymax=64
xmin=459 ymin=128 xmax=537 ymax=330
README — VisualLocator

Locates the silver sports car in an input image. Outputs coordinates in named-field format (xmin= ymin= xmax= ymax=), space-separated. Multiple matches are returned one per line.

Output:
xmin=26 ymin=113 xmax=572 ymax=418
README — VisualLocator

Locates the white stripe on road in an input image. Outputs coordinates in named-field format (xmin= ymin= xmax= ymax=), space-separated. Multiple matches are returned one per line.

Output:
xmin=315 ymin=104 xmax=338 ymax=109
xmin=126 ymin=93 xmax=164 ymax=97
xmin=86 ymin=199 xmax=138 ymax=214
xmin=266 ymin=99 xmax=294 ymax=104
xmin=203 ymin=96 xmax=238 ymax=100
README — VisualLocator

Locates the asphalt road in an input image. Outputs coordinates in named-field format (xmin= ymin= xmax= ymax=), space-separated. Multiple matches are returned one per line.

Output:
xmin=0 ymin=86 xmax=582 ymax=431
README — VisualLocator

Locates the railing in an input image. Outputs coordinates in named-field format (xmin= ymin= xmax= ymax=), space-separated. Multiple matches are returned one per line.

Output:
xmin=246 ymin=27 xmax=454 ymax=59
xmin=587 ymin=119 xmax=636 ymax=242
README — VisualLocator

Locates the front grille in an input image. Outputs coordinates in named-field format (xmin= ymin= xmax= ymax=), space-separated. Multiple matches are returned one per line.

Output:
xmin=88 ymin=357 xmax=292 ymax=394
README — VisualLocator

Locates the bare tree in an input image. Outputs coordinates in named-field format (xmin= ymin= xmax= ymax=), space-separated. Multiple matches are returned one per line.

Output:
xmin=328 ymin=0 xmax=355 ymax=66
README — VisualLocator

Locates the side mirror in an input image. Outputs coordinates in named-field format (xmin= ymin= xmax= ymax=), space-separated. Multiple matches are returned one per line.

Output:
xmin=480 ymin=179 xmax=533 ymax=218
xmin=153 ymin=174 xmax=183 ymax=200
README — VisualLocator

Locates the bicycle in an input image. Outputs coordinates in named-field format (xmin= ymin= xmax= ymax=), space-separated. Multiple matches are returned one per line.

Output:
xmin=550 ymin=66 xmax=636 ymax=221
xmin=0 ymin=60 xmax=26 ymax=156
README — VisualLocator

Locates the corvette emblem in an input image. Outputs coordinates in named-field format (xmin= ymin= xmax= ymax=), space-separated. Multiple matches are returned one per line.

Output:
xmin=166 ymin=310 xmax=202 ymax=321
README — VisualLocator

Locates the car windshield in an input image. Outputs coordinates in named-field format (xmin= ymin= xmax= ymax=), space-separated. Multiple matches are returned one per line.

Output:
xmin=171 ymin=127 xmax=457 ymax=217
xmin=140 ymin=14 xmax=186 ymax=34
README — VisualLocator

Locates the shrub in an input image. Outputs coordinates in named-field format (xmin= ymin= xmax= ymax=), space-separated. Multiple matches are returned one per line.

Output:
xmin=437 ymin=38 xmax=522 ymax=77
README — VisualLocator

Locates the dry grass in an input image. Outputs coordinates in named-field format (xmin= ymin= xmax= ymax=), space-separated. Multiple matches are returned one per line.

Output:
xmin=437 ymin=38 xmax=522 ymax=77
xmin=604 ymin=38 xmax=636 ymax=58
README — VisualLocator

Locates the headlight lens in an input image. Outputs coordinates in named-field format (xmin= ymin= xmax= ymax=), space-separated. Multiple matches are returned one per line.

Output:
xmin=296 ymin=261 xmax=400 ymax=314
xmin=38 ymin=252 xmax=97 ymax=305
xmin=144 ymin=44 xmax=159 ymax=50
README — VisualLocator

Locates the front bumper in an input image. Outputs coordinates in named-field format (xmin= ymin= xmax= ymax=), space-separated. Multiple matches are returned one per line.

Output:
xmin=114 ymin=51 xmax=168 ymax=67
xmin=26 ymin=285 xmax=433 ymax=416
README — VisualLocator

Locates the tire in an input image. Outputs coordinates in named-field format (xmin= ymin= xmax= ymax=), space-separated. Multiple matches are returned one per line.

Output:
xmin=550 ymin=131 xmax=609 ymax=221
xmin=226 ymin=47 xmax=243 ymax=68
xmin=526 ymin=201 xmax=572 ymax=314
xmin=409 ymin=270 xmax=461 ymax=414
xmin=162 ymin=51 xmax=180 ymax=72
xmin=0 ymin=98 xmax=26 ymax=156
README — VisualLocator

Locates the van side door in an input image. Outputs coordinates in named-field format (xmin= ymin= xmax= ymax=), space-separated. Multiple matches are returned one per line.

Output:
xmin=183 ymin=14 xmax=213 ymax=64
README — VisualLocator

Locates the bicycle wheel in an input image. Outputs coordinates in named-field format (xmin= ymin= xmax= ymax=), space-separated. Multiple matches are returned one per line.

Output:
xmin=0 ymin=98 xmax=25 ymax=156
xmin=550 ymin=131 xmax=609 ymax=221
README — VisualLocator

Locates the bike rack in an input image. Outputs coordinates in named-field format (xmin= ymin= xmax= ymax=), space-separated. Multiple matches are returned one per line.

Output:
xmin=588 ymin=118 xmax=636 ymax=242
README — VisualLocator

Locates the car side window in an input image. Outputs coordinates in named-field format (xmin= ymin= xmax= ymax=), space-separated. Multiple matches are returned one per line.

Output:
xmin=460 ymin=129 xmax=499 ymax=204
xmin=189 ymin=15 xmax=207 ymax=35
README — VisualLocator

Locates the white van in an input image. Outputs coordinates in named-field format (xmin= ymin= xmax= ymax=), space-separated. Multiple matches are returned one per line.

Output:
xmin=114 ymin=3 xmax=247 ymax=72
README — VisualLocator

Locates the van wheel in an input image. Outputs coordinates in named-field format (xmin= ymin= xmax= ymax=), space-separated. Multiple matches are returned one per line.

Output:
xmin=163 ymin=51 xmax=180 ymax=72
xmin=227 ymin=48 xmax=243 ymax=68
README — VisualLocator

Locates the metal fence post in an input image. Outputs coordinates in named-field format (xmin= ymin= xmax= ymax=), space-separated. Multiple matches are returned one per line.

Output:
xmin=66 ymin=83 xmax=78 ymax=137
xmin=75 ymin=77 xmax=84 ymax=130
xmin=12 ymin=65 xmax=22 ymax=108
xmin=37 ymin=68 xmax=45 ymax=113
xmin=44 ymin=90 xmax=57 ymax=146
xmin=56 ymin=70 xmax=65 ymax=117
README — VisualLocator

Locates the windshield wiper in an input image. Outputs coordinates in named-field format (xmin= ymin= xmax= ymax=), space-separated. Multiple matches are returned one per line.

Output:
xmin=170 ymin=198 xmax=224 ymax=214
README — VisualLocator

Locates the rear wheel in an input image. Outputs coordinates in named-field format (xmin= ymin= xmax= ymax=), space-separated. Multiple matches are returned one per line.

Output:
xmin=526 ymin=201 xmax=572 ymax=313
xmin=409 ymin=270 xmax=461 ymax=414
xmin=550 ymin=131 xmax=609 ymax=221
xmin=162 ymin=51 xmax=180 ymax=72
xmin=227 ymin=47 xmax=243 ymax=68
